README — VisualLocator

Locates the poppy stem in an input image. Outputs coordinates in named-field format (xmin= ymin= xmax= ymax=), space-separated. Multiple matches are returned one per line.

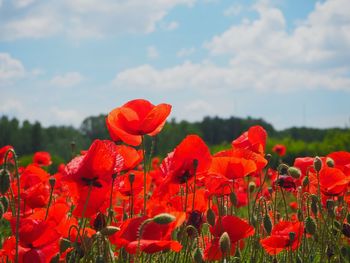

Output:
xmin=108 ymin=173 xmax=117 ymax=223
xmin=4 ymin=149 xmax=20 ymax=263
xmin=141 ymin=136 xmax=147 ymax=215
xmin=280 ymin=187 xmax=289 ymax=220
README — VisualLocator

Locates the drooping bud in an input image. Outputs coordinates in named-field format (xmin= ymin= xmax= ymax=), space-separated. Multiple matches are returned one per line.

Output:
xmin=219 ymin=232 xmax=231 ymax=255
xmin=100 ymin=226 xmax=120 ymax=236
xmin=326 ymin=157 xmax=334 ymax=167
xmin=152 ymin=213 xmax=175 ymax=224
xmin=263 ymin=214 xmax=272 ymax=235
xmin=0 ymin=169 xmax=10 ymax=195
xmin=206 ymin=208 xmax=216 ymax=226
xmin=248 ymin=181 xmax=256 ymax=193
xmin=193 ymin=248 xmax=204 ymax=263
xmin=313 ymin=157 xmax=322 ymax=172
xmin=287 ymin=167 xmax=301 ymax=179
xmin=305 ymin=217 xmax=316 ymax=235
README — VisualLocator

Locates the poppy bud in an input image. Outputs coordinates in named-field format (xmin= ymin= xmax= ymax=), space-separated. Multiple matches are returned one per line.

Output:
xmin=128 ymin=173 xmax=135 ymax=184
xmin=302 ymin=176 xmax=309 ymax=187
xmin=219 ymin=232 xmax=231 ymax=255
xmin=0 ymin=196 xmax=9 ymax=213
xmin=248 ymin=182 xmax=256 ymax=193
xmin=342 ymin=223 xmax=350 ymax=238
xmin=93 ymin=212 xmax=107 ymax=231
xmin=310 ymin=195 xmax=318 ymax=216
xmin=263 ymin=214 xmax=272 ymax=235
xmin=333 ymin=220 xmax=341 ymax=231
xmin=289 ymin=232 xmax=296 ymax=243
xmin=277 ymin=164 xmax=289 ymax=175
xmin=0 ymin=202 xmax=4 ymax=219
xmin=100 ymin=226 xmax=120 ymax=236
xmin=49 ymin=177 xmax=56 ymax=188
xmin=207 ymin=208 xmax=216 ymax=226
xmin=326 ymin=157 xmax=334 ymax=167
xmin=265 ymin=153 xmax=272 ymax=161
xmin=288 ymin=167 xmax=301 ymax=179
xmin=314 ymin=157 xmax=322 ymax=172
xmin=229 ymin=192 xmax=237 ymax=206
xmin=305 ymin=216 xmax=316 ymax=235
xmin=0 ymin=169 xmax=10 ymax=195
xmin=152 ymin=213 xmax=175 ymax=224
xmin=251 ymin=215 xmax=258 ymax=228
xmin=193 ymin=248 xmax=204 ymax=263
xmin=60 ymin=238 xmax=71 ymax=253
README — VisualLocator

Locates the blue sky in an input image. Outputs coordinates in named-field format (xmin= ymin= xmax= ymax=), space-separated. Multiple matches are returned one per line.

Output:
xmin=1 ymin=0 xmax=349 ymax=130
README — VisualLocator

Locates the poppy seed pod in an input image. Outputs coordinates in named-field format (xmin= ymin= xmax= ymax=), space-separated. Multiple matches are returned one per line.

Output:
xmin=277 ymin=163 xmax=289 ymax=175
xmin=314 ymin=156 xmax=322 ymax=172
xmin=152 ymin=213 xmax=176 ymax=224
xmin=0 ymin=169 xmax=10 ymax=195
xmin=287 ymin=167 xmax=301 ymax=179
xmin=305 ymin=217 xmax=316 ymax=235
xmin=100 ymin=226 xmax=120 ymax=236
xmin=219 ymin=232 xmax=231 ymax=254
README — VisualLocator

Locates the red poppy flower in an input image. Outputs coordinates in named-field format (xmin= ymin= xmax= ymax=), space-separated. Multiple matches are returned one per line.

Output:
xmin=272 ymin=144 xmax=286 ymax=157
xmin=327 ymin=151 xmax=350 ymax=175
xmin=111 ymin=215 xmax=182 ymax=254
xmin=319 ymin=166 xmax=349 ymax=196
xmin=107 ymin=99 xmax=171 ymax=146
xmin=232 ymin=126 xmax=267 ymax=155
xmin=0 ymin=145 xmax=14 ymax=165
xmin=160 ymin=135 xmax=212 ymax=184
xmin=64 ymin=139 xmax=118 ymax=187
xmin=204 ymin=215 xmax=254 ymax=260
xmin=33 ymin=151 xmax=52 ymax=166
xmin=260 ymin=221 xmax=303 ymax=255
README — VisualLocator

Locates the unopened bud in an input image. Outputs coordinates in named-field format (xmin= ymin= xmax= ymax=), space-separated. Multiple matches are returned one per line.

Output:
xmin=305 ymin=217 xmax=316 ymax=235
xmin=0 ymin=202 xmax=4 ymax=218
xmin=152 ymin=213 xmax=176 ymax=224
xmin=0 ymin=196 xmax=9 ymax=213
xmin=302 ymin=176 xmax=309 ymax=187
xmin=277 ymin=164 xmax=289 ymax=175
xmin=93 ymin=212 xmax=107 ymax=231
xmin=248 ymin=182 xmax=256 ymax=193
xmin=289 ymin=232 xmax=296 ymax=243
xmin=314 ymin=157 xmax=322 ymax=172
xmin=263 ymin=215 xmax=272 ymax=235
xmin=265 ymin=153 xmax=272 ymax=161
xmin=219 ymin=232 xmax=231 ymax=254
xmin=229 ymin=192 xmax=237 ymax=206
xmin=0 ymin=169 xmax=10 ymax=195
xmin=310 ymin=195 xmax=318 ymax=216
xmin=342 ymin=223 xmax=350 ymax=238
xmin=59 ymin=238 xmax=71 ymax=253
xmin=49 ymin=177 xmax=56 ymax=188
xmin=326 ymin=199 xmax=335 ymax=217
xmin=207 ymin=208 xmax=216 ymax=226
xmin=288 ymin=167 xmax=301 ymax=179
xmin=326 ymin=157 xmax=334 ymax=167
xmin=100 ymin=226 xmax=120 ymax=236
xmin=193 ymin=248 xmax=204 ymax=263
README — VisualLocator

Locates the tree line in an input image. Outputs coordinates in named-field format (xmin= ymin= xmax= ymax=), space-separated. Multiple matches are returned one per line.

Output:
xmin=1 ymin=114 xmax=350 ymax=166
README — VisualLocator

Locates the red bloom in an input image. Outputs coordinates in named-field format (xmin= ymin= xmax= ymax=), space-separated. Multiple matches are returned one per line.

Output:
xmin=107 ymin=99 xmax=171 ymax=146
xmin=33 ymin=151 xmax=52 ymax=166
xmin=319 ymin=166 xmax=349 ymax=196
xmin=232 ymin=126 xmax=267 ymax=155
xmin=272 ymin=144 xmax=286 ymax=157
xmin=260 ymin=221 xmax=303 ymax=255
xmin=160 ymin=135 xmax=212 ymax=184
xmin=0 ymin=145 xmax=14 ymax=165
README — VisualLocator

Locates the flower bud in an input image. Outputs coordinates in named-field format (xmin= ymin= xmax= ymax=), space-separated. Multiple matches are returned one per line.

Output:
xmin=100 ymin=226 xmax=120 ymax=236
xmin=0 ymin=196 xmax=9 ymax=213
xmin=229 ymin=192 xmax=237 ymax=206
xmin=206 ymin=208 xmax=216 ymax=226
xmin=326 ymin=157 xmax=334 ymax=168
xmin=310 ymin=195 xmax=318 ymax=216
xmin=277 ymin=164 xmax=289 ymax=175
xmin=219 ymin=232 xmax=231 ymax=255
xmin=93 ymin=212 xmax=107 ymax=231
xmin=248 ymin=182 xmax=256 ymax=193
xmin=152 ymin=213 xmax=175 ymax=224
xmin=49 ymin=177 xmax=56 ymax=188
xmin=0 ymin=169 xmax=10 ymax=195
xmin=287 ymin=167 xmax=301 ymax=179
xmin=289 ymin=232 xmax=296 ymax=243
xmin=342 ymin=223 xmax=350 ymax=238
xmin=0 ymin=202 xmax=4 ymax=219
xmin=305 ymin=216 xmax=316 ymax=235
xmin=302 ymin=176 xmax=309 ymax=187
xmin=263 ymin=214 xmax=272 ymax=235
xmin=193 ymin=248 xmax=204 ymax=263
xmin=314 ymin=157 xmax=322 ymax=172
xmin=59 ymin=238 xmax=71 ymax=253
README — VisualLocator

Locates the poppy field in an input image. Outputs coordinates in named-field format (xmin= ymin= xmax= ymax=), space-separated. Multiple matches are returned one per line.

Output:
xmin=1 ymin=99 xmax=350 ymax=263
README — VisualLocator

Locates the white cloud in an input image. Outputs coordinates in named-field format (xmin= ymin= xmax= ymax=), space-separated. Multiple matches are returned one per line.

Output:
xmin=50 ymin=72 xmax=83 ymax=87
xmin=147 ymin=46 xmax=159 ymax=59
xmin=223 ymin=4 xmax=243 ymax=16
xmin=0 ymin=53 xmax=25 ymax=83
xmin=176 ymin=47 xmax=195 ymax=57
xmin=50 ymin=107 xmax=84 ymax=125
xmin=0 ymin=0 xmax=195 ymax=40
xmin=12 ymin=0 xmax=36 ymax=8
xmin=163 ymin=21 xmax=179 ymax=31
xmin=0 ymin=99 xmax=24 ymax=114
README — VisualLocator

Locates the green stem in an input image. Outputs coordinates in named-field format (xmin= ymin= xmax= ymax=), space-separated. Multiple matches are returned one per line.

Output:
xmin=280 ymin=187 xmax=289 ymax=220
xmin=141 ymin=136 xmax=147 ymax=215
